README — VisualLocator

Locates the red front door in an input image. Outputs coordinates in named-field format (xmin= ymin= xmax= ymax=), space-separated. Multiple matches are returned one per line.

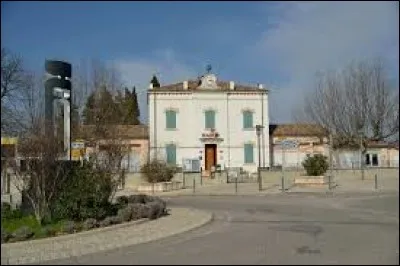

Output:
xmin=205 ymin=144 xmax=217 ymax=171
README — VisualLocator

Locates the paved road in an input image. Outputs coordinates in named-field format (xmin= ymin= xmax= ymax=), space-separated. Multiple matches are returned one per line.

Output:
xmin=44 ymin=192 xmax=399 ymax=265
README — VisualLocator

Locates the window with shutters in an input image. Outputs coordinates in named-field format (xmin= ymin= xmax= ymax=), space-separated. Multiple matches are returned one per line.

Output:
xmin=165 ymin=110 xmax=177 ymax=129
xmin=166 ymin=144 xmax=176 ymax=165
xmin=243 ymin=110 xmax=253 ymax=129
xmin=244 ymin=143 xmax=254 ymax=164
xmin=204 ymin=110 xmax=215 ymax=129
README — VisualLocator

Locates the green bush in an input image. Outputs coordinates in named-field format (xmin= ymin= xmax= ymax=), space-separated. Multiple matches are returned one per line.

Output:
xmin=1 ymin=227 xmax=11 ymax=243
xmin=1 ymin=203 xmax=23 ymax=220
xmin=302 ymin=154 xmax=329 ymax=176
xmin=116 ymin=195 xmax=129 ymax=206
xmin=127 ymin=194 xmax=147 ymax=204
xmin=61 ymin=221 xmax=76 ymax=234
xmin=40 ymin=226 xmax=58 ymax=237
xmin=128 ymin=203 xmax=147 ymax=220
xmin=117 ymin=206 xmax=133 ymax=222
xmin=12 ymin=226 xmax=34 ymax=241
xmin=98 ymin=217 xmax=113 ymax=227
xmin=140 ymin=159 xmax=177 ymax=183
xmin=147 ymin=201 xmax=164 ymax=220
xmin=111 ymin=215 xmax=123 ymax=225
xmin=82 ymin=218 xmax=98 ymax=230
xmin=51 ymin=162 xmax=115 ymax=221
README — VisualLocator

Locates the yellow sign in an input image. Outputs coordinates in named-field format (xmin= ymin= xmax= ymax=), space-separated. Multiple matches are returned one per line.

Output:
xmin=1 ymin=137 xmax=18 ymax=145
xmin=71 ymin=149 xmax=85 ymax=161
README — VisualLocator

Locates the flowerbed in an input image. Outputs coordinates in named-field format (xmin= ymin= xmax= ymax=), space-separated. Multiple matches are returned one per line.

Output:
xmin=1 ymin=194 xmax=167 ymax=244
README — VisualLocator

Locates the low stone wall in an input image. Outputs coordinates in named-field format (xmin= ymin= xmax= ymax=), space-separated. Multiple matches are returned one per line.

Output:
xmin=137 ymin=181 xmax=183 ymax=192
xmin=294 ymin=176 xmax=329 ymax=185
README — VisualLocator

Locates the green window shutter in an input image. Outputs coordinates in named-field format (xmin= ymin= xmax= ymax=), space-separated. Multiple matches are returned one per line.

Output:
xmin=243 ymin=111 xmax=253 ymax=129
xmin=244 ymin=144 xmax=254 ymax=163
xmin=166 ymin=144 xmax=176 ymax=165
xmin=166 ymin=110 xmax=176 ymax=129
xmin=205 ymin=110 xmax=215 ymax=129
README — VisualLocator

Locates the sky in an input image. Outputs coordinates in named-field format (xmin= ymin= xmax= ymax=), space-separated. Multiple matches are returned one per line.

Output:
xmin=2 ymin=1 xmax=399 ymax=124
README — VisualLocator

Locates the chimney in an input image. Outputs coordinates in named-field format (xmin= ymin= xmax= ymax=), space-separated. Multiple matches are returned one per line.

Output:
xmin=149 ymin=83 xmax=153 ymax=90
xmin=229 ymin=81 xmax=235 ymax=90
xmin=183 ymin=81 xmax=188 ymax=90
xmin=258 ymin=83 xmax=264 ymax=89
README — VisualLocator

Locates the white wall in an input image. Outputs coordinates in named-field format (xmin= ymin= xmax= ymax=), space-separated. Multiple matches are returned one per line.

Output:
xmin=148 ymin=90 xmax=269 ymax=173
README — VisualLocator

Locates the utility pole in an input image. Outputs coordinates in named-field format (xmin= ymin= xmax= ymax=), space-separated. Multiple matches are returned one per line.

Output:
xmin=256 ymin=125 xmax=263 ymax=191
xmin=329 ymin=133 xmax=334 ymax=189
xmin=359 ymin=130 xmax=365 ymax=180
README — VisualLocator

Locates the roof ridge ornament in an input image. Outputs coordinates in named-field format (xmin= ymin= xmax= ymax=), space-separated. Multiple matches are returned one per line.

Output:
xmin=206 ymin=64 xmax=212 ymax=74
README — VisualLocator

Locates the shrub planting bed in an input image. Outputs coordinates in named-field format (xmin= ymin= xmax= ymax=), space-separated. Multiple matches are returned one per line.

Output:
xmin=1 ymin=195 xmax=167 ymax=244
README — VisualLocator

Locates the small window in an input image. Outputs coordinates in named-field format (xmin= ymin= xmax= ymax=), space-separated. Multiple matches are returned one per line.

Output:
xmin=205 ymin=110 xmax=215 ymax=129
xmin=244 ymin=144 xmax=254 ymax=164
xmin=166 ymin=110 xmax=177 ymax=129
xmin=365 ymin=154 xmax=371 ymax=165
xmin=166 ymin=144 xmax=176 ymax=165
xmin=372 ymin=154 xmax=378 ymax=166
xmin=243 ymin=110 xmax=253 ymax=129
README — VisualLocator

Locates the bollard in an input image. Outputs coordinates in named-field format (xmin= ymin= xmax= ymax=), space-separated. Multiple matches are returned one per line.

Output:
xmin=281 ymin=175 xmax=285 ymax=192
xmin=193 ymin=178 xmax=196 ymax=194
xmin=235 ymin=177 xmax=238 ymax=194
xmin=328 ymin=174 xmax=331 ymax=191
xmin=200 ymin=173 xmax=203 ymax=186
xmin=182 ymin=171 xmax=186 ymax=189
xmin=374 ymin=174 xmax=378 ymax=190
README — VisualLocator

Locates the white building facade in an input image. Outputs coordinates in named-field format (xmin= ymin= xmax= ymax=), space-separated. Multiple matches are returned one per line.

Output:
xmin=148 ymin=73 xmax=269 ymax=174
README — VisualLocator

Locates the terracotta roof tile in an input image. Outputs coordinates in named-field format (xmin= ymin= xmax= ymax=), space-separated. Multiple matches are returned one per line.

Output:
xmin=151 ymin=79 xmax=263 ymax=92
xmin=78 ymin=125 xmax=148 ymax=140
xmin=366 ymin=140 xmax=398 ymax=149
xmin=269 ymin=124 xmax=328 ymax=137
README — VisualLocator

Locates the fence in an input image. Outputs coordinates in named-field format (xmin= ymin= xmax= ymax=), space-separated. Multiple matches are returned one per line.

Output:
xmin=268 ymin=159 xmax=399 ymax=172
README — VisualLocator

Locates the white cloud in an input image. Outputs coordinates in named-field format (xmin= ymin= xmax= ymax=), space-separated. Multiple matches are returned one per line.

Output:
xmin=113 ymin=49 xmax=196 ymax=123
xmin=252 ymin=1 xmax=399 ymax=122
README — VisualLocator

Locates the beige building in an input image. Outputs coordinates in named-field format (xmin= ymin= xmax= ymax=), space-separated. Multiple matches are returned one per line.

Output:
xmin=79 ymin=125 xmax=149 ymax=172
xmin=269 ymin=124 xmax=328 ymax=169
xmin=337 ymin=140 xmax=399 ymax=169
xmin=268 ymin=124 xmax=399 ymax=169
xmin=148 ymin=72 xmax=269 ymax=175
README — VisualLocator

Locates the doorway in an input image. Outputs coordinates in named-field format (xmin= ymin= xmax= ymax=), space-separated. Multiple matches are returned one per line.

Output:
xmin=205 ymin=144 xmax=217 ymax=172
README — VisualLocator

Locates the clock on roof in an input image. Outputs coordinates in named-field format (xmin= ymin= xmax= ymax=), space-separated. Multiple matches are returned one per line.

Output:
xmin=200 ymin=74 xmax=218 ymax=89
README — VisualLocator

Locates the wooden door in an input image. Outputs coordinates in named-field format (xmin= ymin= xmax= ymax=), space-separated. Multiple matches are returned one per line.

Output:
xmin=205 ymin=144 xmax=216 ymax=171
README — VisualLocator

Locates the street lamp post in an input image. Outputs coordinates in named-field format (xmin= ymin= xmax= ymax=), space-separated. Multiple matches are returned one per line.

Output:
xmin=359 ymin=130 xmax=365 ymax=181
xmin=256 ymin=125 xmax=263 ymax=191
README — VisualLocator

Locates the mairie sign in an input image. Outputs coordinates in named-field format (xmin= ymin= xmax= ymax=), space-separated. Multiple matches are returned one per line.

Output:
xmin=277 ymin=139 xmax=298 ymax=149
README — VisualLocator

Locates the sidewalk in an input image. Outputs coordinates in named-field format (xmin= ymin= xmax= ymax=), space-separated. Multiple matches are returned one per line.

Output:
xmin=117 ymin=174 xmax=399 ymax=197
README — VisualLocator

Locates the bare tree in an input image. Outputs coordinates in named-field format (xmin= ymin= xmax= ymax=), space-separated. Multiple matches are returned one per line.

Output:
xmin=75 ymin=59 xmax=130 ymax=199
xmin=297 ymin=58 xmax=399 ymax=148
xmin=1 ymin=48 xmax=24 ymax=101
xmin=7 ymin=120 xmax=67 ymax=224
xmin=1 ymin=48 xmax=26 ymax=134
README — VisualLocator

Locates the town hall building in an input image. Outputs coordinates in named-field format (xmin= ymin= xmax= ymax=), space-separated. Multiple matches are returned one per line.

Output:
xmin=147 ymin=72 xmax=269 ymax=176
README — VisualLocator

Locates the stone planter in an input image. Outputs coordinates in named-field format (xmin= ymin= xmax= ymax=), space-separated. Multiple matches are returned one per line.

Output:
xmin=137 ymin=181 xmax=183 ymax=192
xmin=294 ymin=175 xmax=329 ymax=186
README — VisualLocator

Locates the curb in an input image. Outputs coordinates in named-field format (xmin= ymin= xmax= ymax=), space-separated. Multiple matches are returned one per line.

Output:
xmin=1 ymin=208 xmax=213 ymax=265
xmin=158 ymin=190 xmax=399 ymax=198
xmin=1 ymin=219 xmax=148 ymax=248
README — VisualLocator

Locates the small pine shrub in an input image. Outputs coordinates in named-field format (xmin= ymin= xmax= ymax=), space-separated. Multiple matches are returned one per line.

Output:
xmin=302 ymin=154 xmax=329 ymax=176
